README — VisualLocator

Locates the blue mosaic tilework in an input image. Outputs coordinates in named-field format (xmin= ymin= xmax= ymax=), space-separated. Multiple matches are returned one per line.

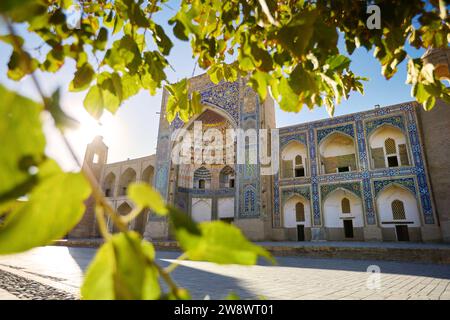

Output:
xmin=171 ymin=81 xmax=239 ymax=130
xmin=320 ymin=182 xmax=362 ymax=200
xmin=177 ymin=187 xmax=235 ymax=196
xmin=365 ymin=115 xmax=405 ymax=137
xmin=273 ymin=102 xmax=435 ymax=228
xmin=316 ymin=123 xmax=355 ymax=144
xmin=373 ymin=177 xmax=416 ymax=196
xmin=281 ymin=186 xmax=311 ymax=202
xmin=280 ymin=132 xmax=307 ymax=147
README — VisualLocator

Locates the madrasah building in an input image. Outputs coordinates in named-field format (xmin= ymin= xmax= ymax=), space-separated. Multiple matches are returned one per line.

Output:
xmin=70 ymin=48 xmax=450 ymax=243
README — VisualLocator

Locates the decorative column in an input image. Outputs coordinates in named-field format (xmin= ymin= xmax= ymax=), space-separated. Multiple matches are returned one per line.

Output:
xmin=308 ymin=126 xmax=325 ymax=240
xmin=355 ymin=116 xmax=382 ymax=240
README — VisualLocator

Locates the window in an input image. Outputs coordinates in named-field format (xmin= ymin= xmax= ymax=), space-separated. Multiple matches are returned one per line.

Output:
xmin=337 ymin=166 xmax=350 ymax=173
xmin=295 ymin=202 xmax=305 ymax=222
xmin=385 ymin=138 xmax=396 ymax=155
xmin=93 ymin=153 xmax=99 ymax=164
xmin=229 ymin=179 xmax=235 ymax=188
xmin=392 ymin=200 xmax=406 ymax=220
xmin=105 ymin=189 xmax=111 ymax=197
xmin=295 ymin=167 xmax=305 ymax=177
xmin=198 ymin=179 xmax=205 ymax=189
xmin=295 ymin=155 xmax=302 ymax=165
xmin=387 ymin=156 xmax=399 ymax=167
xmin=341 ymin=198 xmax=351 ymax=213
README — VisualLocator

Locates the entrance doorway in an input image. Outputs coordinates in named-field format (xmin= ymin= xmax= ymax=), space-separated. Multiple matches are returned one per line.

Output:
xmin=297 ymin=225 xmax=305 ymax=241
xmin=395 ymin=225 xmax=410 ymax=241
xmin=343 ymin=220 xmax=354 ymax=238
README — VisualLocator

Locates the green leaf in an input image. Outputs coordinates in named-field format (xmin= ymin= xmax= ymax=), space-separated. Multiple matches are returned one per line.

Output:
xmin=69 ymin=63 xmax=95 ymax=92
xmin=326 ymin=55 xmax=351 ymax=72
xmin=168 ymin=207 xmax=274 ymax=265
xmin=84 ymin=85 xmax=104 ymax=119
xmin=128 ymin=182 xmax=168 ymax=216
xmin=95 ymin=27 xmax=108 ymax=51
xmin=151 ymin=23 xmax=173 ymax=56
xmin=104 ymin=35 xmax=141 ymax=74
xmin=0 ymin=85 xmax=45 ymax=201
xmin=249 ymin=71 xmax=270 ymax=100
xmin=7 ymin=50 xmax=38 ymax=81
xmin=0 ymin=159 xmax=91 ymax=254
xmin=81 ymin=231 xmax=160 ymax=300
xmin=46 ymin=88 xmax=79 ymax=130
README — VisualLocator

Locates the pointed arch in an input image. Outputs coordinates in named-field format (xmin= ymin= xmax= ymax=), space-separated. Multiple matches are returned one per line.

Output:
xmin=219 ymin=165 xmax=235 ymax=188
xmin=322 ymin=188 xmax=364 ymax=229
xmin=281 ymin=140 xmax=308 ymax=178
xmin=282 ymin=194 xmax=311 ymax=228
xmin=318 ymin=132 xmax=357 ymax=174
xmin=368 ymin=124 xmax=409 ymax=169
xmin=118 ymin=167 xmax=137 ymax=196
xmin=193 ymin=166 xmax=211 ymax=189
xmin=376 ymin=183 xmax=421 ymax=228
xmin=103 ymin=172 xmax=116 ymax=197
xmin=142 ymin=165 xmax=154 ymax=185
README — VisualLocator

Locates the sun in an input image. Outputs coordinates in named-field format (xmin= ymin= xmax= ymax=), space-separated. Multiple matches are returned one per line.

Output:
xmin=65 ymin=109 xmax=120 ymax=163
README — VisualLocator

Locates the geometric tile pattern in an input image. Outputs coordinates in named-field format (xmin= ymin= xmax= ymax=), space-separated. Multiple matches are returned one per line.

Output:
xmin=274 ymin=102 xmax=436 ymax=227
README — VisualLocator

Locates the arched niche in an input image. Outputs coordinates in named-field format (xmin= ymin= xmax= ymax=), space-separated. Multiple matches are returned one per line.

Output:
xmin=319 ymin=132 xmax=357 ymax=174
xmin=376 ymin=184 xmax=421 ymax=227
xmin=322 ymin=188 xmax=364 ymax=229
xmin=103 ymin=172 xmax=116 ymax=197
xmin=118 ymin=167 xmax=136 ymax=196
xmin=193 ymin=166 xmax=211 ymax=189
xmin=281 ymin=141 xmax=308 ymax=178
xmin=142 ymin=165 xmax=154 ymax=185
xmin=283 ymin=195 xmax=311 ymax=228
xmin=368 ymin=125 xmax=410 ymax=169
xmin=112 ymin=202 xmax=132 ymax=233
xmin=219 ymin=165 xmax=235 ymax=188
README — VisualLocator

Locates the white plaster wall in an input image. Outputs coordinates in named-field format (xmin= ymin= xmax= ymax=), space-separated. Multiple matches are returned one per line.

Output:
xmin=376 ymin=186 xmax=421 ymax=227
xmin=218 ymin=197 xmax=235 ymax=218
xmin=191 ymin=198 xmax=212 ymax=222
xmin=369 ymin=126 xmax=406 ymax=149
xmin=281 ymin=141 xmax=308 ymax=162
xmin=283 ymin=196 xmax=311 ymax=228
xmin=319 ymin=134 xmax=355 ymax=157
xmin=323 ymin=189 xmax=364 ymax=228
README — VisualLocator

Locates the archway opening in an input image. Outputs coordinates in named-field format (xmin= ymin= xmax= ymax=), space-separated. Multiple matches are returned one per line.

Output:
xmin=219 ymin=166 xmax=235 ymax=188
xmin=376 ymin=184 xmax=421 ymax=241
xmin=103 ymin=172 xmax=116 ymax=197
xmin=319 ymin=133 xmax=357 ymax=174
xmin=118 ymin=168 xmax=136 ymax=196
xmin=281 ymin=141 xmax=308 ymax=178
xmin=322 ymin=189 xmax=363 ymax=240
xmin=142 ymin=165 xmax=154 ymax=185
xmin=368 ymin=125 xmax=410 ymax=169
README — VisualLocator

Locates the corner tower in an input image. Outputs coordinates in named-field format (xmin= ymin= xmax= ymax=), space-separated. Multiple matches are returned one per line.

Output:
xmin=69 ymin=136 xmax=108 ymax=238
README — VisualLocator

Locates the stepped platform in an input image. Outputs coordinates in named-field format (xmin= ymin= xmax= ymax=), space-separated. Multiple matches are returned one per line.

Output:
xmin=53 ymin=239 xmax=450 ymax=264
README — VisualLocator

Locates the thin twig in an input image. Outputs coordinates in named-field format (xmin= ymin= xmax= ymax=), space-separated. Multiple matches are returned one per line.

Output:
xmin=164 ymin=252 xmax=188 ymax=273
xmin=4 ymin=12 xmax=182 ymax=297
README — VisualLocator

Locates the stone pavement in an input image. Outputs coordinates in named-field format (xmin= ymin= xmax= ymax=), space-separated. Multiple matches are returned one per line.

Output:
xmin=0 ymin=246 xmax=449 ymax=300
xmin=54 ymin=239 xmax=450 ymax=264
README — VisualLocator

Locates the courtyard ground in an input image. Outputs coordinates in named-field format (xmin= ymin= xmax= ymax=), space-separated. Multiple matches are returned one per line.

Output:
xmin=0 ymin=246 xmax=449 ymax=300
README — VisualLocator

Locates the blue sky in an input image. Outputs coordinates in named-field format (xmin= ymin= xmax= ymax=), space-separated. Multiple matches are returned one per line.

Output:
xmin=0 ymin=2 xmax=425 ymax=170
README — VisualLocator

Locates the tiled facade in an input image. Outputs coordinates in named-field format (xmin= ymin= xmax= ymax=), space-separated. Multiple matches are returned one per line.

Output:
xmin=72 ymin=72 xmax=448 ymax=243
